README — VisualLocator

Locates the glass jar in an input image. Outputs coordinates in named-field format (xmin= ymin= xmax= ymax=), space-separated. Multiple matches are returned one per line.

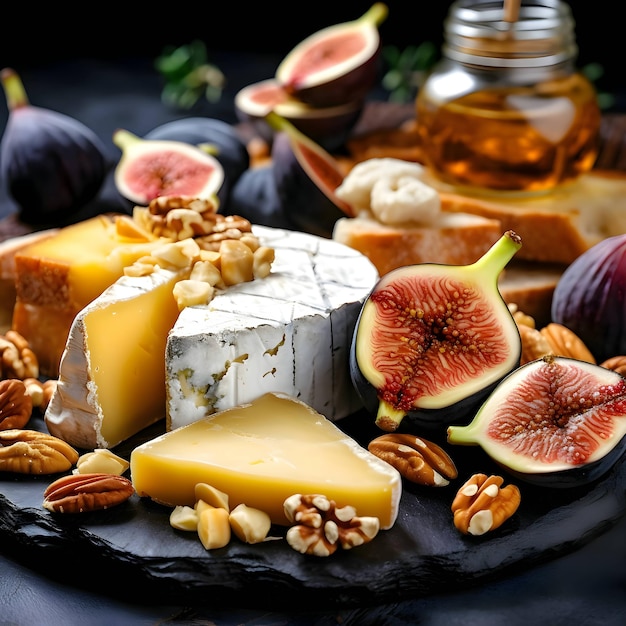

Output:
xmin=415 ymin=0 xmax=601 ymax=196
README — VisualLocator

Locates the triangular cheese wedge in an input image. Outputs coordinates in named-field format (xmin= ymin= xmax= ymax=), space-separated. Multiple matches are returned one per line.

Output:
xmin=45 ymin=267 xmax=188 ymax=449
xmin=130 ymin=392 xmax=402 ymax=529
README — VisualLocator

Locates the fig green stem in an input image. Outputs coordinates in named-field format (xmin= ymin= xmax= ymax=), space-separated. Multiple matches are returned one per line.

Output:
xmin=1 ymin=67 xmax=29 ymax=111
xmin=469 ymin=230 xmax=522 ymax=285
xmin=112 ymin=129 xmax=143 ymax=151
xmin=359 ymin=3 xmax=389 ymax=28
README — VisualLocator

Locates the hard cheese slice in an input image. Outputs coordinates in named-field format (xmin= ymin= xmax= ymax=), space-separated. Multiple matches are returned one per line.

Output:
xmin=131 ymin=392 xmax=402 ymax=529
xmin=166 ymin=225 xmax=379 ymax=430
xmin=45 ymin=267 xmax=188 ymax=449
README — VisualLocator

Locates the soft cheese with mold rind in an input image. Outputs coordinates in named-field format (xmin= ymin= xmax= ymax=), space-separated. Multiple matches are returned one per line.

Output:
xmin=131 ymin=392 xmax=402 ymax=529
xmin=166 ymin=225 xmax=379 ymax=430
xmin=45 ymin=267 xmax=188 ymax=449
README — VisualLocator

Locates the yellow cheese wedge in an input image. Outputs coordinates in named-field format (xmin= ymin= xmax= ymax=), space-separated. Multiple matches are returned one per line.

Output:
xmin=130 ymin=392 xmax=402 ymax=529
xmin=12 ymin=215 xmax=167 ymax=376
xmin=45 ymin=267 xmax=188 ymax=449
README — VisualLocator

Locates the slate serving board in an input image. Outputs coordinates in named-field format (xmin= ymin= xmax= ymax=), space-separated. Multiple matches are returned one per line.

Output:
xmin=1 ymin=408 xmax=625 ymax=611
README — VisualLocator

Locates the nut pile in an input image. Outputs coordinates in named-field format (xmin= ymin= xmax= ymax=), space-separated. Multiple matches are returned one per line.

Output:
xmin=124 ymin=196 xmax=276 ymax=310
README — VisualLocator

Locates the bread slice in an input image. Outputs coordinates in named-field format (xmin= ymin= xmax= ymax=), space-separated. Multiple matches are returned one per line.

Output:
xmin=332 ymin=212 xmax=502 ymax=275
xmin=498 ymin=262 xmax=566 ymax=329
xmin=435 ymin=170 xmax=626 ymax=264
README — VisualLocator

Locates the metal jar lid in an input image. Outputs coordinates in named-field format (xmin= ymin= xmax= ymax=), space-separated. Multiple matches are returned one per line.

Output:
xmin=442 ymin=0 xmax=578 ymax=68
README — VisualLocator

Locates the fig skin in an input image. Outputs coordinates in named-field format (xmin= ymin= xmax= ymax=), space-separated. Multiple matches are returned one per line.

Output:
xmin=551 ymin=234 xmax=626 ymax=364
xmin=113 ymin=129 xmax=225 ymax=206
xmin=222 ymin=163 xmax=294 ymax=230
xmin=351 ymin=231 xmax=523 ymax=433
xmin=267 ymin=112 xmax=355 ymax=238
xmin=275 ymin=3 xmax=388 ymax=108
xmin=0 ymin=67 xmax=108 ymax=225
xmin=144 ymin=117 xmax=249 ymax=204
xmin=447 ymin=355 xmax=626 ymax=488
xmin=234 ymin=78 xmax=364 ymax=152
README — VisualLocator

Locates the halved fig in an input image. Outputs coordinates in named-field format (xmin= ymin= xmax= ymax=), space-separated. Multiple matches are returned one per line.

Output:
xmin=351 ymin=230 xmax=523 ymax=432
xmin=275 ymin=3 xmax=388 ymax=107
xmin=113 ymin=129 xmax=224 ymax=206
xmin=267 ymin=112 xmax=355 ymax=237
xmin=447 ymin=355 xmax=626 ymax=488
xmin=235 ymin=78 xmax=363 ymax=151
xmin=143 ymin=117 xmax=249 ymax=201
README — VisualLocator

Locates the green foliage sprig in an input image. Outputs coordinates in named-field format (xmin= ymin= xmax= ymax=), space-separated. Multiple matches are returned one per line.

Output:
xmin=155 ymin=40 xmax=225 ymax=110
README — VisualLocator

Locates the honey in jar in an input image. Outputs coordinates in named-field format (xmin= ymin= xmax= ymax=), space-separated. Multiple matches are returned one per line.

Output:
xmin=416 ymin=0 xmax=601 ymax=196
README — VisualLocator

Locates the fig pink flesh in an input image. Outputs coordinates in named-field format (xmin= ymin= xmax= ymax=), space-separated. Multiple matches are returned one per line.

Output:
xmin=369 ymin=275 xmax=510 ymax=413
xmin=485 ymin=361 xmax=626 ymax=465
xmin=287 ymin=32 xmax=366 ymax=86
xmin=124 ymin=151 xmax=215 ymax=200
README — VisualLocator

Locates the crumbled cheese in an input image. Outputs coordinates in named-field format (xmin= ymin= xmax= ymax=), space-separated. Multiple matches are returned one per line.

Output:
xmin=335 ymin=158 xmax=441 ymax=225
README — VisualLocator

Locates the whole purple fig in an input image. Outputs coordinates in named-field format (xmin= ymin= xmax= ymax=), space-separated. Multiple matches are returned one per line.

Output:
xmin=551 ymin=234 xmax=626 ymax=363
xmin=0 ymin=67 xmax=107 ymax=224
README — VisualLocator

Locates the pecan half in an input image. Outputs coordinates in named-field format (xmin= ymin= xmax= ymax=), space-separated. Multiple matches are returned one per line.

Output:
xmin=600 ymin=355 xmax=626 ymax=376
xmin=368 ymin=433 xmax=457 ymax=486
xmin=284 ymin=493 xmax=380 ymax=557
xmin=0 ymin=379 xmax=32 ymax=430
xmin=43 ymin=473 xmax=135 ymax=514
xmin=0 ymin=330 xmax=39 ymax=380
xmin=0 ymin=429 xmax=79 ymax=474
xmin=540 ymin=323 xmax=596 ymax=364
xmin=451 ymin=473 xmax=521 ymax=536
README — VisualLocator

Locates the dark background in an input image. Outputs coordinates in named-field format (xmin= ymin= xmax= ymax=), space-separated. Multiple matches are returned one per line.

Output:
xmin=0 ymin=1 xmax=621 ymax=96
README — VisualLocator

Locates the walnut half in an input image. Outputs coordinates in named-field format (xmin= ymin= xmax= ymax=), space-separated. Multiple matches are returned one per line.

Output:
xmin=283 ymin=493 xmax=380 ymax=557
xmin=451 ymin=473 xmax=521 ymax=536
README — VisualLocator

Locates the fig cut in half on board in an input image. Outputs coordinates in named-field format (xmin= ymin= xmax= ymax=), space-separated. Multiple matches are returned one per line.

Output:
xmin=275 ymin=3 xmax=388 ymax=107
xmin=234 ymin=78 xmax=363 ymax=150
xmin=351 ymin=230 xmax=523 ymax=433
xmin=266 ymin=111 xmax=356 ymax=237
xmin=113 ymin=129 xmax=225 ymax=206
xmin=447 ymin=355 xmax=626 ymax=488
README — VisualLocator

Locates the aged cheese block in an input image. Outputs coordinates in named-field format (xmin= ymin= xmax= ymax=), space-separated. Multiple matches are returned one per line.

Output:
xmin=0 ymin=230 xmax=57 ymax=334
xmin=45 ymin=266 xmax=188 ymax=449
xmin=166 ymin=225 xmax=379 ymax=430
xmin=332 ymin=212 xmax=502 ymax=275
xmin=12 ymin=214 xmax=165 ymax=376
xmin=131 ymin=392 xmax=402 ymax=529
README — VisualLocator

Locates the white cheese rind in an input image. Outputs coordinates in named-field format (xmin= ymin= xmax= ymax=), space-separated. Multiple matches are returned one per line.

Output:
xmin=166 ymin=225 xmax=379 ymax=430
xmin=45 ymin=268 xmax=187 ymax=449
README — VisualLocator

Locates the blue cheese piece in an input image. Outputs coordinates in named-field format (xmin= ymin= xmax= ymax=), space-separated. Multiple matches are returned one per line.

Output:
xmin=165 ymin=226 xmax=379 ymax=430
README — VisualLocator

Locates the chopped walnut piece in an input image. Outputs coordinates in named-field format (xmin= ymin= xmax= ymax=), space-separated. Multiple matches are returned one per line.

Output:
xmin=368 ymin=433 xmax=457 ymax=486
xmin=197 ymin=505 xmax=231 ymax=550
xmin=0 ymin=379 xmax=32 ymax=430
xmin=284 ymin=493 xmax=380 ymax=557
xmin=72 ymin=449 xmax=130 ymax=476
xmin=229 ymin=503 xmax=272 ymax=544
xmin=451 ymin=474 xmax=521 ymax=536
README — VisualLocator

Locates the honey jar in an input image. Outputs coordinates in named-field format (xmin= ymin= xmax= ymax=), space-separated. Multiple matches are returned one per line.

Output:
xmin=415 ymin=0 xmax=601 ymax=196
